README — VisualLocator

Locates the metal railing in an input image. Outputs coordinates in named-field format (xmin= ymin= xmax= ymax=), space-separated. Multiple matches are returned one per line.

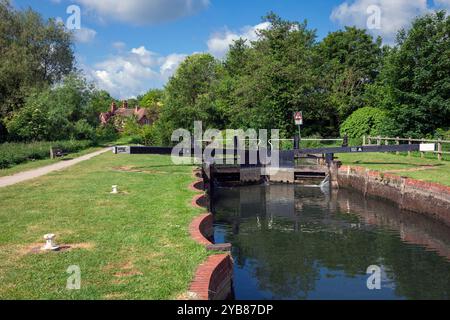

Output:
xmin=364 ymin=136 xmax=450 ymax=161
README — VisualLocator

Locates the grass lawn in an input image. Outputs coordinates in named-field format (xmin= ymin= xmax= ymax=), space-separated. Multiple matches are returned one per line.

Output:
xmin=0 ymin=152 xmax=208 ymax=299
xmin=0 ymin=147 xmax=104 ymax=178
xmin=338 ymin=152 xmax=450 ymax=186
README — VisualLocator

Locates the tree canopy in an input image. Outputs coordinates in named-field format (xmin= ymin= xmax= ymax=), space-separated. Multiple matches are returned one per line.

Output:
xmin=154 ymin=11 xmax=449 ymax=141
xmin=381 ymin=11 xmax=450 ymax=137
xmin=0 ymin=4 xmax=448 ymax=144
xmin=0 ymin=0 xmax=74 ymax=141
xmin=6 ymin=75 xmax=101 ymax=141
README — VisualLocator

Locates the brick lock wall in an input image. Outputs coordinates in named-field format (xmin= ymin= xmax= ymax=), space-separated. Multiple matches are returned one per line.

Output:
xmin=188 ymin=172 xmax=234 ymax=300
xmin=338 ymin=166 xmax=450 ymax=226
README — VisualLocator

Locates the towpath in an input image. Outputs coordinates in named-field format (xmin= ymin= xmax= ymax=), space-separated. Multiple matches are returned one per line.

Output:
xmin=0 ymin=148 xmax=111 ymax=188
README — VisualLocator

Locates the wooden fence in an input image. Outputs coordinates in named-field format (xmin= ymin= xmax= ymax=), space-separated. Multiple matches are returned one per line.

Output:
xmin=363 ymin=136 xmax=450 ymax=161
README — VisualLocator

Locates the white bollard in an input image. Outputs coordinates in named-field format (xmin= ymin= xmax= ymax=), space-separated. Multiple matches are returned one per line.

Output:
xmin=41 ymin=233 xmax=59 ymax=251
xmin=111 ymin=185 xmax=118 ymax=194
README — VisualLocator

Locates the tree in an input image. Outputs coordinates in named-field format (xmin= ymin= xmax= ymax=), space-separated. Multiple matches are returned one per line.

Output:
xmin=140 ymin=89 xmax=164 ymax=108
xmin=340 ymin=107 xmax=394 ymax=139
xmin=87 ymin=90 xmax=116 ymax=125
xmin=0 ymin=0 xmax=74 ymax=140
xmin=152 ymin=11 xmax=448 ymax=142
xmin=139 ymin=89 xmax=164 ymax=124
xmin=223 ymin=13 xmax=320 ymax=137
xmin=159 ymin=53 xmax=223 ymax=142
xmin=5 ymin=93 xmax=51 ymax=141
xmin=6 ymin=74 xmax=96 ymax=141
xmin=316 ymin=27 xmax=384 ymax=125
xmin=224 ymin=38 xmax=250 ymax=77
xmin=382 ymin=11 xmax=450 ymax=137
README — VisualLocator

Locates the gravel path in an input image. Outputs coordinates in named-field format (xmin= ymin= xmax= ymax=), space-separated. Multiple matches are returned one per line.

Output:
xmin=0 ymin=148 xmax=111 ymax=188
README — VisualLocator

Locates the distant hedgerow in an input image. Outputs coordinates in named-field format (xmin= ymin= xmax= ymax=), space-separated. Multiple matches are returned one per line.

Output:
xmin=0 ymin=140 xmax=92 ymax=169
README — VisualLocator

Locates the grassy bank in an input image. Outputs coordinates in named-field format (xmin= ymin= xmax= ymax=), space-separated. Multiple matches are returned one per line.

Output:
xmin=0 ymin=140 xmax=94 ymax=169
xmin=338 ymin=153 xmax=450 ymax=186
xmin=0 ymin=147 xmax=104 ymax=178
xmin=0 ymin=153 xmax=207 ymax=299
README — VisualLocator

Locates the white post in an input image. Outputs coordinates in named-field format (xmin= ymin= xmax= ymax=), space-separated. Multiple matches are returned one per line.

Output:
xmin=41 ymin=234 xmax=59 ymax=251
xmin=421 ymin=139 xmax=425 ymax=158
xmin=408 ymin=138 xmax=412 ymax=157
xmin=396 ymin=137 xmax=400 ymax=155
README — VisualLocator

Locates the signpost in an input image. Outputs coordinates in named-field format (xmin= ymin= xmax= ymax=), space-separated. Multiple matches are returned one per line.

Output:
xmin=294 ymin=111 xmax=303 ymax=141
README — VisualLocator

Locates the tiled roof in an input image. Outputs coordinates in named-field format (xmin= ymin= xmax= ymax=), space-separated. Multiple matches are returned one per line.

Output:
xmin=115 ymin=108 xmax=135 ymax=117
xmin=135 ymin=108 xmax=149 ymax=121
xmin=99 ymin=104 xmax=154 ymax=124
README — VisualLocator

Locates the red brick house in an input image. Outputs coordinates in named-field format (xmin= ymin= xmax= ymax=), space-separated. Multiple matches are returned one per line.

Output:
xmin=100 ymin=101 xmax=155 ymax=127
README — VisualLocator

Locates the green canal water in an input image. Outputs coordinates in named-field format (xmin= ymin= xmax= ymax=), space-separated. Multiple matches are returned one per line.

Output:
xmin=212 ymin=184 xmax=450 ymax=300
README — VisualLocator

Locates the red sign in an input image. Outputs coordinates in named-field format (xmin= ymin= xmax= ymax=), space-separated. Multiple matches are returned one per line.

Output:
xmin=294 ymin=112 xmax=303 ymax=125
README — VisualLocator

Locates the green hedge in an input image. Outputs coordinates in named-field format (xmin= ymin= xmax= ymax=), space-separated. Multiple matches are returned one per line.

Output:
xmin=0 ymin=140 xmax=93 ymax=169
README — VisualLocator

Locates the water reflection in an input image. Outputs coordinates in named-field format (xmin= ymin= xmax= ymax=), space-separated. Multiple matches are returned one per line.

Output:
xmin=212 ymin=185 xmax=450 ymax=300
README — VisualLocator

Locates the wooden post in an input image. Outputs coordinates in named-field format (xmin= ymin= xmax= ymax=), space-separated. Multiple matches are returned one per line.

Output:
xmin=408 ymin=138 xmax=412 ymax=157
xmin=385 ymin=139 xmax=389 ymax=153
xmin=396 ymin=137 xmax=400 ymax=155
xmin=342 ymin=134 xmax=348 ymax=147
xmin=294 ymin=135 xmax=300 ymax=150
xmin=368 ymin=137 xmax=372 ymax=145
xmin=363 ymin=135 xmax=366 ymax=146
xmin=438 ymin=139 xmax=442 ymax=161
xmin=50 ymin=147 xmax=54 ymax=159
xmin=377 ymin=136 xmax=381 ymax=146
xmin=421 ymin=139 xmax=425 ymax=158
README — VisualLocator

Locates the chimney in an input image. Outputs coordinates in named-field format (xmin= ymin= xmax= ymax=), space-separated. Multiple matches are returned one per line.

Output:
xmin=110 ymin=101 xmax=117 ymax=113
xmin=122 ymin=100 xmax=128 ymax=109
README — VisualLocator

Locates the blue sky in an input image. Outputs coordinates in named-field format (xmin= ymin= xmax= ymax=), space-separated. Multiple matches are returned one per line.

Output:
xmin=11 ymin=0 xmax=450 ymax=99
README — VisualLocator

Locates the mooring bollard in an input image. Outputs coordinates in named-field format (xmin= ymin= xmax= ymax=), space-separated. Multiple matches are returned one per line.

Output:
xmin=41 ymin=234 xmax=59 ymax=251
xmin=111 ymin=185 xmax=118 ymax=194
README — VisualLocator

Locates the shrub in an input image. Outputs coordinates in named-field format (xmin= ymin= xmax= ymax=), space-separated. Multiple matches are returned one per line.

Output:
xmin=120 ymin=118 xmax=163 ymax=146
xmin=139 ymin=125 xmax=162 ymax=146
xmin=435 ymin=128 xmax=450 ymax=140
xmin=340 ymin=107 xmax=394 ymax=139
xmin=73 ymin=120 xmax=95 ymax=140
xmin=6 ymin=100 xmax=51 ymax=141
xmin=95 ymin=124 xmax=118 ymax=143
xmin=122 ymin=118 xmax=140 ymax=137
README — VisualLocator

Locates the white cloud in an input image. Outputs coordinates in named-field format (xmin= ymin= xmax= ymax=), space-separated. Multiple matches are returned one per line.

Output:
xmin=83 ymin=46 xmax=186 ymax=99
xmin=73 ymin=27 xmax=97 ymax=43
xmin=207 ymin=22 xmax=271 ymax=58
xmin=75 ymin=0 xmax=210 ymax=25
xmin=160 ymin=53 xmax=187 ymax=76
xmin=331 ymin=0 xmax=430 ymax=43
